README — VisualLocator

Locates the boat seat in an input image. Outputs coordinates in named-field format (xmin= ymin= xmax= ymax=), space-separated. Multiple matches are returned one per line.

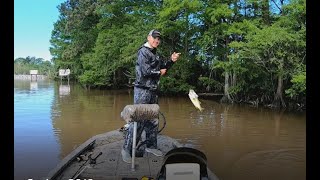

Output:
xmin=121 ymin=104 xmax=160 ymax=123
xmin=156 ymin=147 xmax=209 ymax=180
xmin=120 ymin=104 xmax=160 ymax=171
xmin=165 ymin=163 xmax=200 ymax=180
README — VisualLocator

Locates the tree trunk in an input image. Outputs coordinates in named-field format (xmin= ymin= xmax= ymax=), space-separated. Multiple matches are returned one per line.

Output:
xmin=232 ymin=72 xmax=237 ymax=87
xmin=221 ymin=71 xmax=233 ymax=103
xmin=272 ymin=74 xmax=286 ymax=108
xmin=221 ymin=36 xmax=233 ymax=103
xmin=253 ymin=1 xmax=259 ymax=17
xmin=244 ymin=0 xmax=247 ymax=17
xmin=113 ymin=71 xmax=116 ymax=85
xmin=185 ymin=13 xmax=189 ymax=54
xmin=262 ymin=0 xmax=270 ymax=25
xmin=272 ymin=60 xmax=286 ymax=108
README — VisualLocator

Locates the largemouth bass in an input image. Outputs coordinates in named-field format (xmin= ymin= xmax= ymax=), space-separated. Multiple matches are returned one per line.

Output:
xmin=188 ymin=89 xmax=204 ymax=111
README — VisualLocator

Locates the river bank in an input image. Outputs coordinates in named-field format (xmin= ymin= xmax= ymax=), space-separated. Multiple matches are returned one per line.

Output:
xmin=14 ymin=74 xmax=48 ymax=80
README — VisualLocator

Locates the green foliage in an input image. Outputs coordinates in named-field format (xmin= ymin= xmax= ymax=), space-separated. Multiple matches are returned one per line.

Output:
xmin=207 ymin=4 xmax=233 ymax=24
xmin=285 ymin=66 xmax=306 ymax=99
xmin=158 ymin=56 xmax=202 ymax=94
xmin=47 ymin=0 xmax=306 ymax=109
xmin=78 ymin=69 xmax=110 ymax=87
xmin=159 ymin=76 xmax=194 ymax=95
xmin=50 ymin=0 xmax=101 ymax=80
xmin=228 ymin=17 xmax=305 ymax=101
xmin=197 ymin=76 xmax=222 ymax=92
xmin=14 ymin=56 xmax=55 ymax=78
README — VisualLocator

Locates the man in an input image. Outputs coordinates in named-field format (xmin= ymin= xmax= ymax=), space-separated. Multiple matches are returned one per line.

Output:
xmin=122 ymin=29 xmax=181 ymax=163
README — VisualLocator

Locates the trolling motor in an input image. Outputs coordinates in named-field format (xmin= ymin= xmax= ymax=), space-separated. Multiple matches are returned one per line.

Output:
xmin=120 ymin=104 xmax=166 ymax=171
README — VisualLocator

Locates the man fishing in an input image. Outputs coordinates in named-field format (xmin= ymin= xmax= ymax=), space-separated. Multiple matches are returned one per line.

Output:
xmin=122 ymin=29 xmax=181 ymax=163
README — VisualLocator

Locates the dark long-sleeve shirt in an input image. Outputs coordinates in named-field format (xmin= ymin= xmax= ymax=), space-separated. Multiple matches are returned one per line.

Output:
xmin=134 ymin=44 xmax=174 ymax=91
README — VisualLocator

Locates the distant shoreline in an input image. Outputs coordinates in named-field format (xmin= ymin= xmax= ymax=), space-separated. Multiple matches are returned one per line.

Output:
xmin=14 ymin=74 xmax=48 ymax=80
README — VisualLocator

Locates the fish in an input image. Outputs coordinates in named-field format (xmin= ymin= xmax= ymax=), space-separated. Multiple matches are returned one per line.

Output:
xmin=188 ymin=89 xmax=204 ymax=111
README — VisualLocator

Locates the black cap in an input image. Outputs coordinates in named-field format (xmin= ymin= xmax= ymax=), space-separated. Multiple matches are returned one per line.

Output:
xmin=148 ymin=29 xmax=161 ymax=38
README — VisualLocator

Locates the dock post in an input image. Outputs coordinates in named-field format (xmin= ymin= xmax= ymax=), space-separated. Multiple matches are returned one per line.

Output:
xmin=30 ymin=70 xmax=38 ymax=81
xmin=131 ymin=121 xmax=137 ymax=171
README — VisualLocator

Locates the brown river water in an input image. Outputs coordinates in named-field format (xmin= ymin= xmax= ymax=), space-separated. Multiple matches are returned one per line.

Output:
xmin=14 ymin=80 xmax=306 ymax=180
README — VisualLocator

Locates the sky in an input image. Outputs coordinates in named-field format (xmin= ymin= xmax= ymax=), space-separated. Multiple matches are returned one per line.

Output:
xmin=14 ymin=0 xmax=65 ymax=61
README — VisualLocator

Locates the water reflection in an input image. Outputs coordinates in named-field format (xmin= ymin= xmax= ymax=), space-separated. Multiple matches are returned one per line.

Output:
xmin=14 ymin=80 xmax=306 ymax=180
xmin=230 ymin=148 xmax=306 ymax=180
xmin=59 ymin=84 xmax=70 ymax=96
xmin=14 ymin=80 xmax=60 ymax=180
xmin=30 ymin=81 xmax=38 ymax=91
xmin=159 ymin=98 xmax=305 ymax=180
xmin=51 ymin=84 xmax=132 ymax=158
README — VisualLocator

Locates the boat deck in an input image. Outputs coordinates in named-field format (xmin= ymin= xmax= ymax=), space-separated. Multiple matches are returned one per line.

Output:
xmin=47 ymin=130 xmax=219 ymax=180
xmin=48 ymin=131 xmax=180 ymax=180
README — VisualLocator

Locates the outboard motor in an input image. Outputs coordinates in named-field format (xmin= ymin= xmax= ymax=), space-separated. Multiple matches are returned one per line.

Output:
xmin=156 ymin=147 xmax=209 ymax=180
